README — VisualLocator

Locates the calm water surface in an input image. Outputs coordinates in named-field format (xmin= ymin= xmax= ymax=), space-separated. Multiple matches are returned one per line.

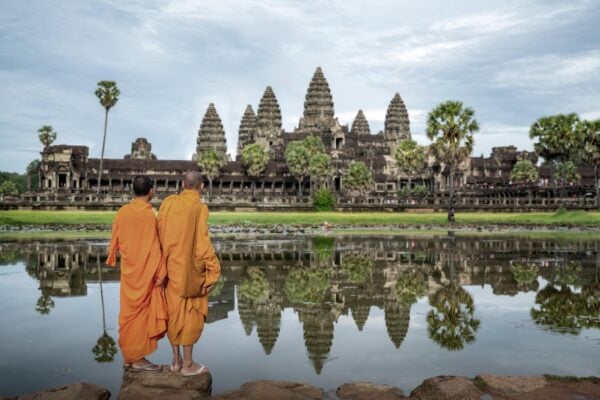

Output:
xmin=0 ymin=235 xmax=599 ymax=397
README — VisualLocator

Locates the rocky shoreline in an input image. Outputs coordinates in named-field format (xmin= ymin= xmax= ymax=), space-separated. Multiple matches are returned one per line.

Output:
xmin=3 ymin=370 xmax=599 ymax=400
xmin=1 ymin=222 xmax=600 ymax=237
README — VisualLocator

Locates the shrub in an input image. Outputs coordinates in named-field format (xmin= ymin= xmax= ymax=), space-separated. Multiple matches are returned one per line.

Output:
xmin=313 ymin=188 xmax=335 ymax=211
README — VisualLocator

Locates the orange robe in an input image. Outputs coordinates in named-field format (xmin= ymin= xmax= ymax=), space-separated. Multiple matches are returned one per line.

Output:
xmin=106 ymin=198 xmax=168 ymax=363
xmin=157 ymin=189 xmax=221 ymax=346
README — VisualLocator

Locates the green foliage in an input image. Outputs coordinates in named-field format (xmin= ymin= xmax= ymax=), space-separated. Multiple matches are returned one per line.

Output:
xmin=426 ymin=100 xmax=478 ymax=168
xmin=26 ymin=160 xmax=41 ymax=189
xmin=285 ymin=141 xmax=311 ymax=188
xmin=395 ymin=139 xmax=427 ymax=176
xmin=209 ymin=277 xmax=225 ymax=299
xmin=341 ymin=255 xmax=373 ymax=284
xmin=395 ymin=270 xmax=427 ymax=306
xmin=555 ymin=161 xmax=580 ymax=186
xmin=284 ymin=268 xmax=330 ymax=304
xmin=0 ymin=180 xmax=18 ymax=196
xmin=303 ymin=135 xmax=326 ymax=155
xmin=511 ymin=264 xmax=539 ymax=285
xmin=242 ymin=144 xmax=269 ymax=178
xmin=343 ymin=161 xmax=373 ymax=194
xmin=239 ymin=267 xmax=269 ymax=302
xmin=92 ymin=332 xmax=118 ymax=362
xmin=95 ymin=81 xmax=120 ymax=110
xmin=197 ymin=149 xmax=223 ymax=194
xmin=398 ymin=184 xmax=428 ymax=196
xmin=510 ymin=160 xmax=539 ymax=184
xmin=313 ymin=188 xmax=335 ymax=211
xmin=529 ymin=113 xmax=582 ymax=164
xmin=580 ymin=119 xmax=600 ymax=167
xmin=35 ymin=294 xmax=55 ymax=315
xmin=309 ymin=153 xmax=333 ymax=183
xmin=37 ymin=125 xmax=57 ymax=149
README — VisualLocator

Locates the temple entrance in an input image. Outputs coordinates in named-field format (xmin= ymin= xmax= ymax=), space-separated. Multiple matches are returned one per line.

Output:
xmin=58 ymin=174 xmax=67 ymax=188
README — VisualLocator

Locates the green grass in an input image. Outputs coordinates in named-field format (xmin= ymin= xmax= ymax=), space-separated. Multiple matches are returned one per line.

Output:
xmin=1 ymin=210 xmax=600 ymax=227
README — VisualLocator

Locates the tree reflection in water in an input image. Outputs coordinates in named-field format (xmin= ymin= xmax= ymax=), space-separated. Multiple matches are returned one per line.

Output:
xmin=341 ymin=255 xmax=373 ymax=284
xmin=531 ymin=263 xmax=600 ymax=334
xmin=92 ymin=250 xmax=117 ymax=363
xmin=427 ymin=283 xmax=480 ymax=351
xmin=284 ymin=268 xmax=330 ymax=305
xmin=35 ymin=292 xmax=55 ymax=315
xmin=395 ymin=270 xmax=427 ymax=307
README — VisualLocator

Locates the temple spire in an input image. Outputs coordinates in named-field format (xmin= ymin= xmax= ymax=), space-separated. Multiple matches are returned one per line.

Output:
xmin=384 ymin=93 xmax=411 ymax=142
xmin=301 ymin=66 xmax=335 ymax=128
xmin=255 ymin=86 xmax=283 ymax=154
xmin=351 ymin=109 xmax=371 ymax=136
xmin=196 ymin=103 xmax=227 ymax=159
xmin=237 ymin=104 xmax=257 ymax=156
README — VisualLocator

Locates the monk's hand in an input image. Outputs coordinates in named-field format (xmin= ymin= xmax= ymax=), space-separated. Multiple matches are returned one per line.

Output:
xmin=201 ymin=284 xmax=215 ymax=296
xmin=154 ymin=277 xmax=165 ymax=287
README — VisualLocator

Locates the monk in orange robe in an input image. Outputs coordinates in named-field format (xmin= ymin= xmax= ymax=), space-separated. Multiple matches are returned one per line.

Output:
xmin=106 ymin=175 xmax=167 ymax=371
xmin=158 ymin=171 xmax=221 ymax=376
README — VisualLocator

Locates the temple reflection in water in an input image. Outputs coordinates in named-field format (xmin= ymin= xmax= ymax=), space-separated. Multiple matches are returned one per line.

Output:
xmin=1 ymin=236 xmax=598 ymax=373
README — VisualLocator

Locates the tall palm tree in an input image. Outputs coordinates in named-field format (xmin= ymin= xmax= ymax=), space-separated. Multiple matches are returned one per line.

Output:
xmin=92 ymin=248 xmax=117 ymax=362
xmin=37 ymin=125 xmax=57 ymax=149
xmin=427 ymin=100 xmax=479 ymax=222
xmin=95 ymin=81 xmax=120 ymax=195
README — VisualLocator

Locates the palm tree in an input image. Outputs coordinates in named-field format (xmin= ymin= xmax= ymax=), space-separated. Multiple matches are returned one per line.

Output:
xmin=395 ymin=139 xmax=427 ymax=192
xmin=95 ymin=81 xmax=120 ymax=195
xmin=92 ymin=248 xmax=117 ymax=362
xmin=196 ymin=149 xmax=223 ymax=200
xmin=580 ymin=119 xmax=600 ymax=209
xmin=37 ymin=125 xmax=57 ymax=149
xmin=427 ymin=100 xmax=479 ymax=222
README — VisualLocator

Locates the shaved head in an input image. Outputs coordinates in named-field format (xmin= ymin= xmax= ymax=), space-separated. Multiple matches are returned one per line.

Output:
xmin=184 ymin=171 xmax=204 ymax=190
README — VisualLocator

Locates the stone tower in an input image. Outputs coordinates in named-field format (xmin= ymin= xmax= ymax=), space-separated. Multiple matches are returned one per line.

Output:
xmin=384 ymin=93 xmax=411 ymax=145
xmin=196 ymin=103 xmax=228 ymax=160
xmin=255 ymin=86 xmax=283 ymax=155
xmin=350 ymin=110 xmax=371 ymax=136
xmin=125 ymin=138 xmax=156 ymax=160
xmin=237 ymin=104 xmax=257 ymax=157
xmin=299 ymin=67 xmax=335 ymax=129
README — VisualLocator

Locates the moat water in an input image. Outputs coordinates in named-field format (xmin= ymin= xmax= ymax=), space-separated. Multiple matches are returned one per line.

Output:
xmin=0 ymin=235 xmax=599 ymax=397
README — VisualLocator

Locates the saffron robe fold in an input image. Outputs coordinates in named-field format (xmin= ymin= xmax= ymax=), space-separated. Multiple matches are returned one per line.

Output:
xmin=157 ymin=189 xmax=221 ymax=345
xmin=106 ymin=198 xmax=168 ymax=363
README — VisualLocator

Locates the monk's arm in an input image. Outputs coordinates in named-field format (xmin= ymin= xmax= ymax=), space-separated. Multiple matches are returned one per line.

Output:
xmin=106 ymin=213 xmax=120 ymax=267
xmin=196 ymin=204 xmax=221 ymax=288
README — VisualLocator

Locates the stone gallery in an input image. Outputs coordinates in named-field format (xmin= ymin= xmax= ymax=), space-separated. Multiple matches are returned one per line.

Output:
xmin=24 ymin=67 xmax=594 ymax=210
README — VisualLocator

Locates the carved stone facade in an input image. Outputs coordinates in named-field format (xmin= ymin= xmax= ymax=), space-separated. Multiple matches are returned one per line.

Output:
xmin=196 ymin=103 xmax=228 ymax=160
xmin=125 ymin=138 xmax=156 ymax=160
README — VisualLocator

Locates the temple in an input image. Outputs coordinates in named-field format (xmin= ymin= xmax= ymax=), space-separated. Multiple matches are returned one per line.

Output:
xmin=14 ymin=66 xmax=596 ymax=210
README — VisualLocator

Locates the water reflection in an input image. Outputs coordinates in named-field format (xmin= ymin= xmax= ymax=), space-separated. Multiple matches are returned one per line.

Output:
xmin=1 ymin=236 xmax=599 ymax=376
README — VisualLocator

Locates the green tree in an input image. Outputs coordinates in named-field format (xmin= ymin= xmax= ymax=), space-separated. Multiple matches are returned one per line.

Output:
xmin=395 ymin=270 xmax=427 ymax=307
xmin=284 ymin=268 xmax=330 ymax=304
xmin=341 ymin=255 xmax=373 ymax=284
xmin=580 ymin=119 xmax=600 ymax=209
xmin=35 ymin=294 xmax=55 ymax=315
xmin=426 ymin=283 xmax=480 ymax=351
xmin=196 ymin=149 xmax=223 ymax=198
xmin=37 ymin=125 xmax=57 ymax=149
xmin=395 ymin=139 xmax=427 ymax=192
xmin=343 ymin=161 xmax=373 ymax=198
xmin=426 ymin=100 xmax=479 ymax=222
xmin=0 ymin=180 xmax=18 ymax=197
xmin=95 ymin=80 xmax=120 ymax=194
xmin=242 ymin=144 xmax=269 ymax=196
xmin=285 ymin=141 xmax=311 ymax=195
xmin=240 ymin=267 xmax=269 ymax=302
xmin=312 ymin=188 xmax=335 ymax=211
xmin=309 ymin=152 xmax=334 ymax=188
xmin=555 ymin=161 xmax=580 ymax=187
xmin=92 ymin=332 xmax=118 ymax=363
xmin=510 ymin=160 xmax=538 ymax=184
xmin=303 ymin=135 xmax=326 ymax=155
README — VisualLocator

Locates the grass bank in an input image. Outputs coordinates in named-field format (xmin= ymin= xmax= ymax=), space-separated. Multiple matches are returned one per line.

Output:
xmin=1 ymin=210 xmax=600 ymax=227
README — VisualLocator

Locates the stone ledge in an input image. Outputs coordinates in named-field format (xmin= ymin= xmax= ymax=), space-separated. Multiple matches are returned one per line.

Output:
xmin=118 ymin=365 xmax=212 ymax=400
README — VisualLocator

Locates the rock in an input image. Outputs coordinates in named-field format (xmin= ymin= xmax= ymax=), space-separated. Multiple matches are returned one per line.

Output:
xmin=336 ymin=382 xmax=406 ymax=400
xmin=476 ymin=374 xmax=547 ymax=396
xmin=410 ymin=376 xmax=483 ymax=400
xmin=213 ymin=380 xmax=323 ymax=400
xmin=16 ymin=383 xmax=110 ymax=400
xmin=118 ymin=365 xmax=211 ymax=400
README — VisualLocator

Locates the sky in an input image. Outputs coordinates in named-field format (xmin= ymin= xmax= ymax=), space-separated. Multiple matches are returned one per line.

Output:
xmin=1 ymin=0 xmax=599 ymax=173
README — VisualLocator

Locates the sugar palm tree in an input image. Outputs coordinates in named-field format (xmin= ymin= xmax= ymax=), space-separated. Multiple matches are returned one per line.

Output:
xmin=241 ymin=144 xmax=269 ymax=197
xmin=427 ymin=101 xmax=479 ymax=222
xmin=37 ymin=125 xmax=57 ymax=149
xmin=95 ymin=81 xmax=120 ymax=194
xmin=92 ymin=248 xmax=117 ymax=362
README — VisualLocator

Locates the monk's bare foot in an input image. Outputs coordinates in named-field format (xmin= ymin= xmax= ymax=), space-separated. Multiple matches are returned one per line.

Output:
xmin=181 ymin=362 xmax=209 ymax=376
xmin=170 ymin=354 xmax=182 ymax=372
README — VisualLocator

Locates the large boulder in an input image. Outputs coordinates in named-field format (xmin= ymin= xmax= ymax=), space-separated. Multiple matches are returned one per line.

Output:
xmin=12 ymin=383 xmax=110 ymax=400
xmin=409 ymin=376 xmax=483 ymax=400
xmin=118 ymin=366 xmax=211 ymax=400
xmin=336 ymin=382 xmax=407 ymax=400
xmin=212 ymin=380 xmax=323 ymax=400
xmin=476 ymin=374 xmax=548 ymax=397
